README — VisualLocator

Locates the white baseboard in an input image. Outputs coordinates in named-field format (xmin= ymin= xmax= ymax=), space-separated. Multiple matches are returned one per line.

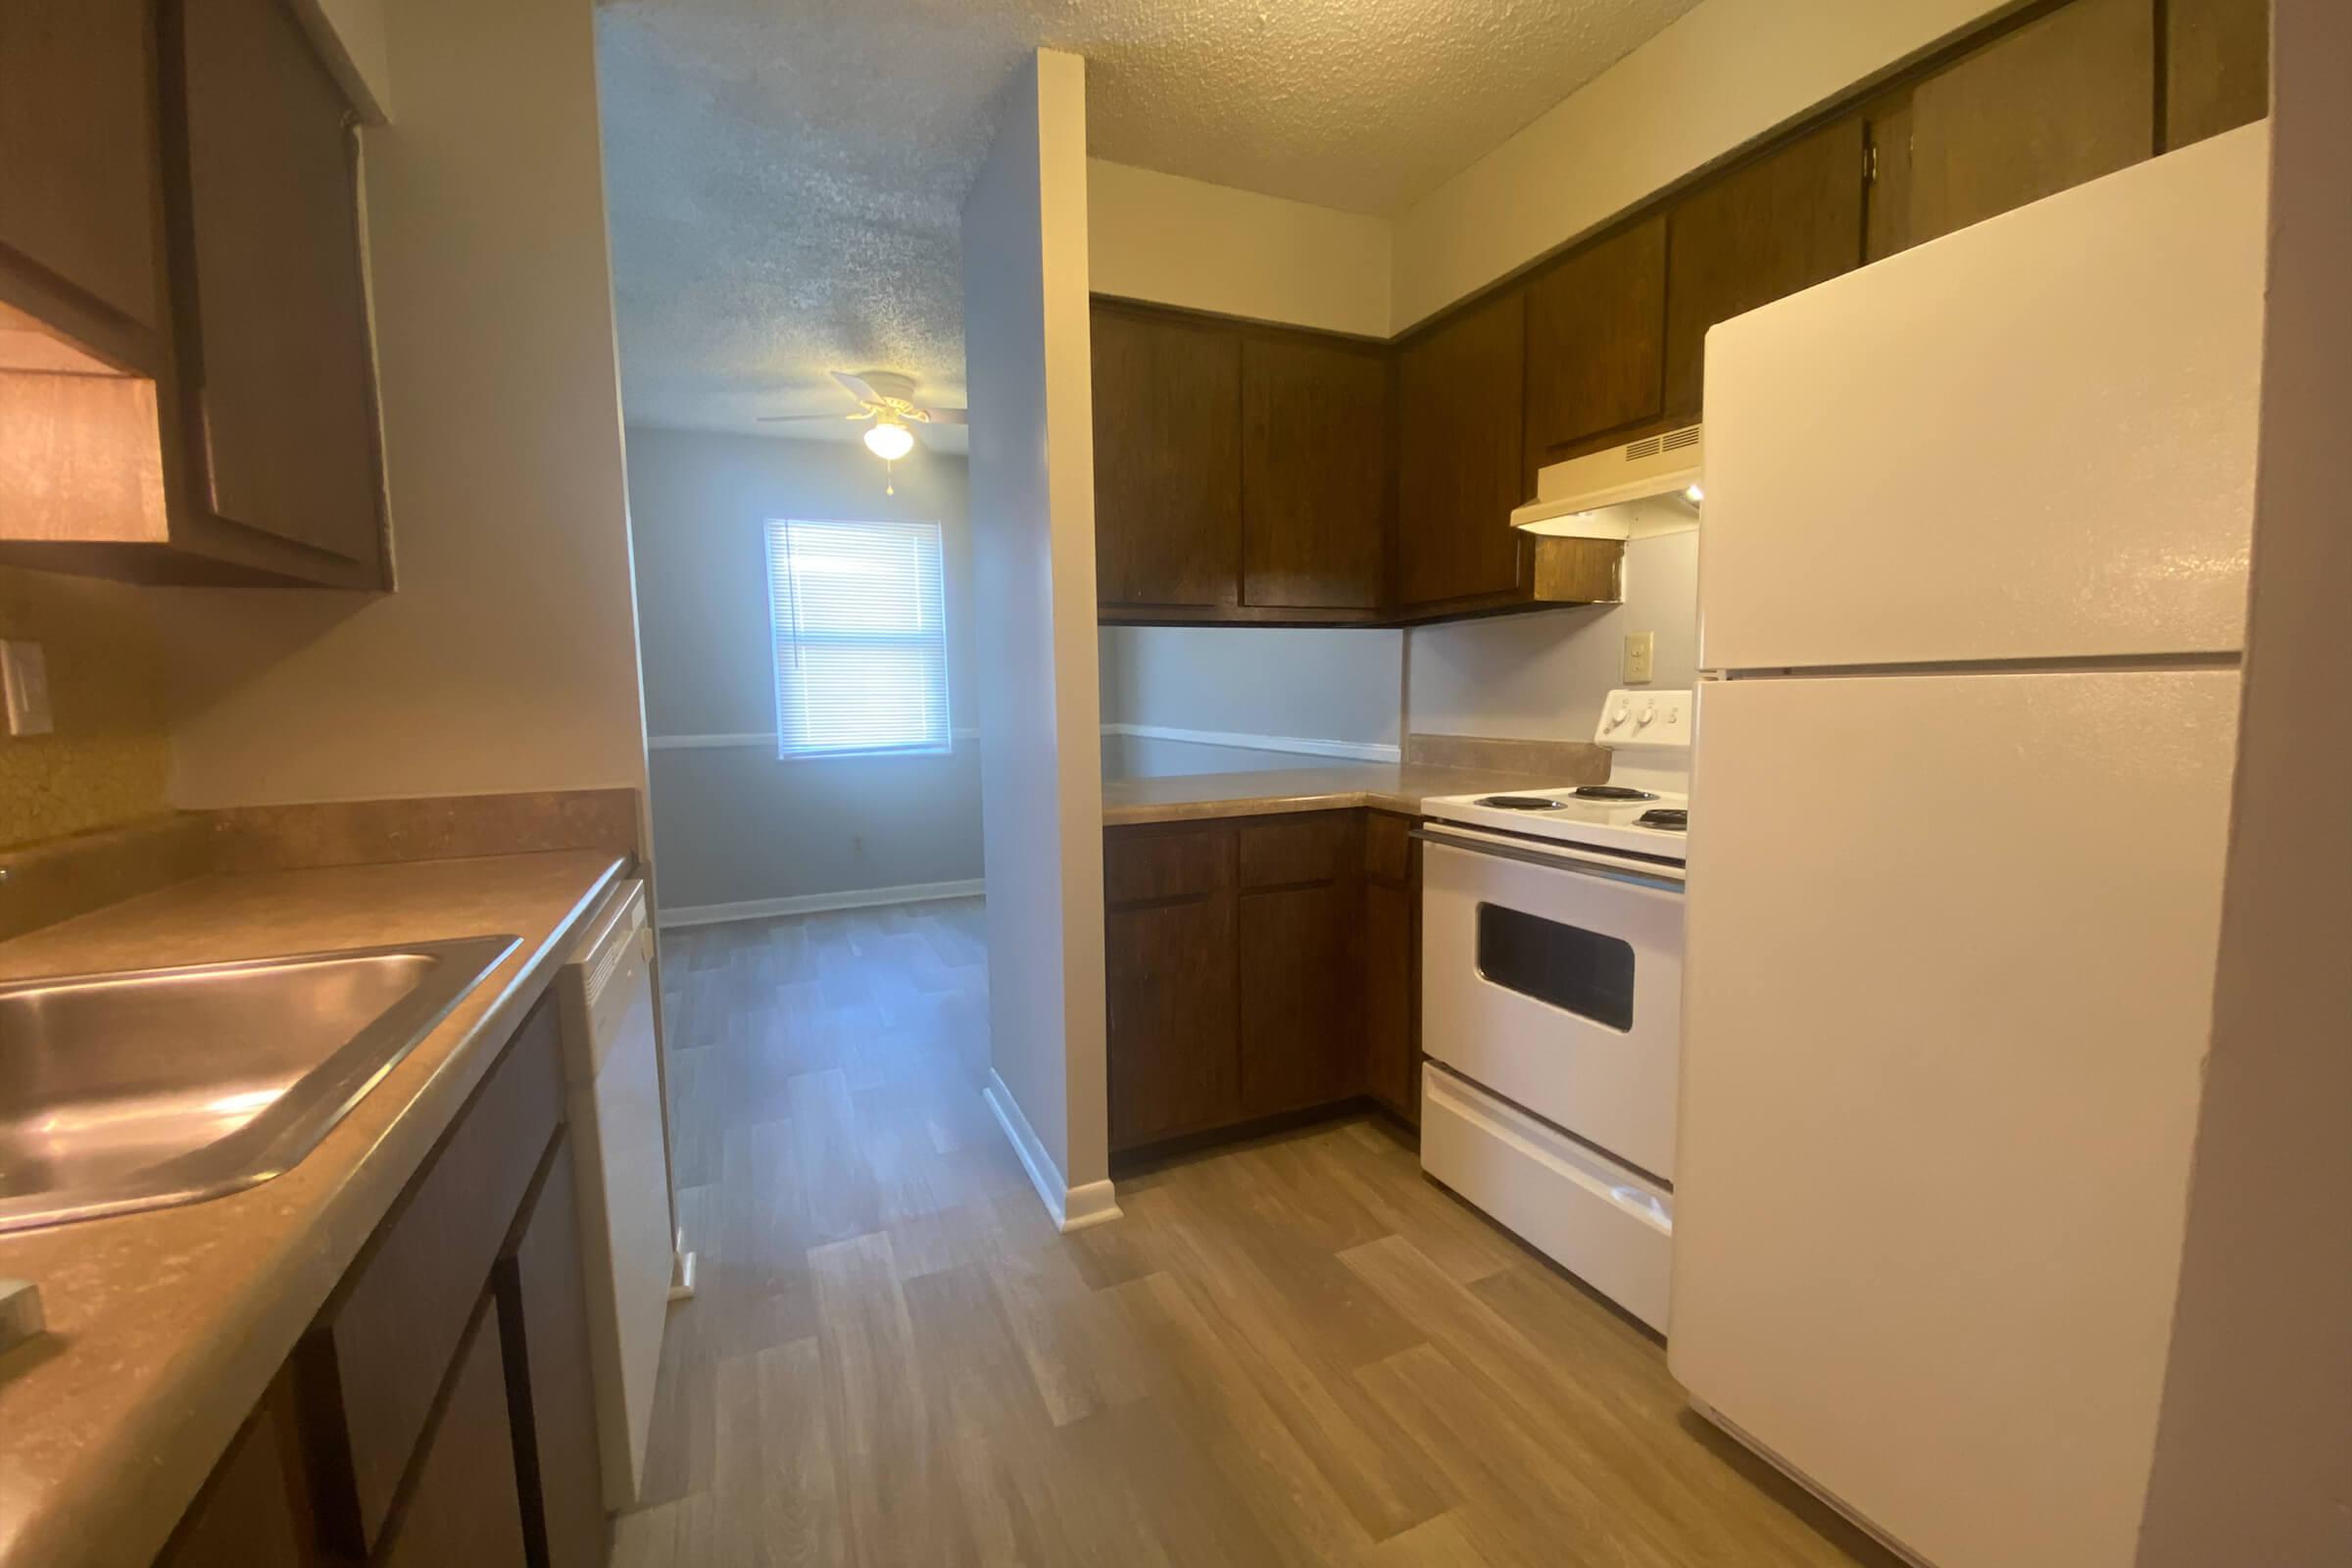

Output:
xmin=1101 ymin=722 xmax=1399 ymax=764
xmin=984 ymin=1070 xmax=1122 ymax=1234
xmin=656 ymin=878 xmax=984 ymax=930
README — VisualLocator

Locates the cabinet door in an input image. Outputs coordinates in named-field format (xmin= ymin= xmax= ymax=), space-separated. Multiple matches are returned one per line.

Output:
xmin=1363 ymin=878 xmax=1417 ymax=1126
xmin=0 ymin=0 xmax=160 ymax=336
xmin=154 ymin=1370 xmax=314 ymax=1568
xmin=1238 ymin=882 xmax=1361 ymax=1117
xmin=494 ymin=1135 xmax=607 ymax=1568
xmin=1396 ymin=289 xmax=1526 ymax=607
xmin=2165 ymin=0 xmax=2269 ymax=149
xmin=1090 ymin=306 xmax=1241 ymax=609
xmin=1664 ymin=117 xmax=1865 ymax=419
xmin=169 ymin=0 xmax=384 ymax=571
xmin=1241 ymin=333 xmax=1388 ymax=610
xmin=379 ymin=1300 xmax=531 ymax=1568
xmin=1522 ymin=215 xmax=1667 ymax=471
xmin=1105 ymin=895 xmax=1239 ymax=1150
xmin=1883 ymin=0 xmax=2154 ymax=258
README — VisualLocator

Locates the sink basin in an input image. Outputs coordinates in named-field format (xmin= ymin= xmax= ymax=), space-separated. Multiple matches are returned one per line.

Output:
xmin=0 ymin=935 xmax=517 ymax=1234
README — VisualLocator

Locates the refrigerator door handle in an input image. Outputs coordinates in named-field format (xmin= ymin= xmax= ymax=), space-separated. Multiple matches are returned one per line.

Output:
xmin=1412 ymin=826 xmax=1687 ymax=892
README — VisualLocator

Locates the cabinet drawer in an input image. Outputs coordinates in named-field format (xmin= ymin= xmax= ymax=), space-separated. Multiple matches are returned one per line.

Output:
xmin=1238 ymin=813 xmax=1356 ymax=889
xmin=1363 ymin=811 xmax=1414 ymax=886
xmin=299 ymin=996 xmax=564 ymax=1554
xmin=1104 ymin=825 xmax=1226 ymax=906
xmin=377 ymin=1297 xmax=530 ymax=1568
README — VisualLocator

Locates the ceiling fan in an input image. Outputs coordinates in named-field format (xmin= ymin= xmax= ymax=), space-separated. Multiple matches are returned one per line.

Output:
xmin=760 ymin=371 xmax=965 ymax=490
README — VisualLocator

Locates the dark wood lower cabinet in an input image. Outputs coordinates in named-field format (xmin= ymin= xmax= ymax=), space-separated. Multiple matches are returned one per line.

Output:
xmin=495 ymin=1135 xmax=609 ymax=1568
xmin=379 ymin=1299 xmax=530 ymax=1568
xmin=1362 ymin=810 xmax=1421 ymax=1126
xmin=155 ymin=993 xmax=610 ymax=1567
xmin=1106 ymin=808 xmax=1420 ymax=1155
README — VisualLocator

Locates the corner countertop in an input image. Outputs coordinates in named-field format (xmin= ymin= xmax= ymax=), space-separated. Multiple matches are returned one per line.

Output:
xmin=0 ymin=850 xmax=627 ymax=1568
xmin=1101 ymin=761 xmax=1584 ymax=825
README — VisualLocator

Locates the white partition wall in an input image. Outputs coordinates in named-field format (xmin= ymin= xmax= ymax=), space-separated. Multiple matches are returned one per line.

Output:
xmin=960 ymin=50 xmax=1117 ymax=1232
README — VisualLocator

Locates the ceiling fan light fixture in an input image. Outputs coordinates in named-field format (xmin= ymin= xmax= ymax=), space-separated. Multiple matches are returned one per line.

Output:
xmin=863 ymin=418 xmax=914 ymax=462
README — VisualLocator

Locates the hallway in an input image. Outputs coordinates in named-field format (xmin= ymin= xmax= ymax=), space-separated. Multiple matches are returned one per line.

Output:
xmin=618 ymin=900 xmax=1893 ymax=1567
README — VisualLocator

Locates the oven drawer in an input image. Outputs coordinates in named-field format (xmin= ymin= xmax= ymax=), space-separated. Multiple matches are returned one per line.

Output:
xmin=1419 ymin=836 xmax=1684 ymax=1180
xmin=1420 ymin=1063 xmax=1672 ymax=1332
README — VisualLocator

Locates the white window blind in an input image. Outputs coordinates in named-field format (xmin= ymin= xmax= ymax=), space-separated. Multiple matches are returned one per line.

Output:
xmin=765 ymin=518 xmax=951 ymax=758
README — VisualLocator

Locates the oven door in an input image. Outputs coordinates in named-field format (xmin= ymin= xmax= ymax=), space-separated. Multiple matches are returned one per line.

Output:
xmin=1418 ymin=826 xmax=1685 ymax=1182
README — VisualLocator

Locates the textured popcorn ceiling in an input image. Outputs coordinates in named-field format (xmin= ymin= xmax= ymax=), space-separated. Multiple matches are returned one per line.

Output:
xmin=595 ymin=0 xmax=1698 ymax=438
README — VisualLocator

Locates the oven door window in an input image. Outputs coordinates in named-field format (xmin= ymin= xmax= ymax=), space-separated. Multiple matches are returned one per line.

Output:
xmin=1475 ymin=903 xmax=1637 ymax=1031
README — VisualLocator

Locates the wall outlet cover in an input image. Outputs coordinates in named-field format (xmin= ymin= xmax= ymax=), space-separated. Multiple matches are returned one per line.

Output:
xmin=1622 ymin=631 xmax=1655 ymax=684
xmin=1 ymin=641 xmax=52 ymax=737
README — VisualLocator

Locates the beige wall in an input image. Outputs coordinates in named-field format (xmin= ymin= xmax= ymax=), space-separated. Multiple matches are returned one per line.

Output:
xmin=962 ymin=50 xmax=1113 ymax=1212
xmin=625 ymin=427 xmax=981 ymax=914
xmin=2135 ymin=3 xmax=2352 ymax=1560
xmin=1407 ymin=532 xmax=1699 ymax=745
xmin=1390 ymin=0 xmax=2014 ymax=326
xmin=1098 ymin=625 xmax=1403 ymax=751
xmin=1087 ymin=160 xmax=1392 ymax=338
xmin=0 ymin=567 xmax=171 ymax=849
xmin=160 ymin=0 xmax=648 ymax=813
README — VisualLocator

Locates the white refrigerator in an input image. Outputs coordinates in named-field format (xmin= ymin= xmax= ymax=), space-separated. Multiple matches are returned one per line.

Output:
xmin=1669 ymin=124 xmax=2269 ymax=1568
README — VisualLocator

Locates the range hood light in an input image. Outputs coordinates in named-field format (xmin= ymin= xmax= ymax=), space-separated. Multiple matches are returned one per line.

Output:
xmin=1686 ymin=485 xmax=1704 ymax=504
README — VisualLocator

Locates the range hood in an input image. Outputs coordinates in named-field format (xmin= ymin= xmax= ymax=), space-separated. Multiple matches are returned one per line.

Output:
xmin=1511 ymin=423 xmax=1703 ymax=541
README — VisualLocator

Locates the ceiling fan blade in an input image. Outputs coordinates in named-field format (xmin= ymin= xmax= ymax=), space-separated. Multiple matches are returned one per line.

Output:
xmin=831 ymin=369 xmax=880 ymax=408
xmin=757 ymin=413 xmax=850 ymax=422
xmin=918 ymin=406 xmax=967 ymax=425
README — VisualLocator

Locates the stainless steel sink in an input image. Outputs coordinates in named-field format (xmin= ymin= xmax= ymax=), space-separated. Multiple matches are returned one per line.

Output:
xmin=0 ymin=935 xmax=517 ymax=1234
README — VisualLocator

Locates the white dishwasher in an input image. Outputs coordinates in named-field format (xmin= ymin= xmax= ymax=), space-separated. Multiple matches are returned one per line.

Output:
xmin=555 ymin=879 xmax=672 ymax=1510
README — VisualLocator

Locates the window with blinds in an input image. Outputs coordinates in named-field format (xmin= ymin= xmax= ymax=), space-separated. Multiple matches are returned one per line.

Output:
xmin=765 ymin=518 xmax=952 ymax=758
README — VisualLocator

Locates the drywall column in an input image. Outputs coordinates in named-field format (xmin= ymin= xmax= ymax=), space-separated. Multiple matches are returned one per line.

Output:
xmin=961 ymin=51 xmax=1116 ymax=1231
xmin=2134 ymin=4 xmax=2352 ymax=1562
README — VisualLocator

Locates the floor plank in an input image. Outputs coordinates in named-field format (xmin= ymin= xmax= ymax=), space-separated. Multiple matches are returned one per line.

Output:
xmin=617 ymin=898 xmax=1896 ymax=1568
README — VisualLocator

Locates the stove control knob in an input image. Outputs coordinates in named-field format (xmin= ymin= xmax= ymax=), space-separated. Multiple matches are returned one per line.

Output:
xmin=1637 ymin=701 xmax=1657 ymax=726
xmin=1610 ymin=702 xmax=1630 ymax=727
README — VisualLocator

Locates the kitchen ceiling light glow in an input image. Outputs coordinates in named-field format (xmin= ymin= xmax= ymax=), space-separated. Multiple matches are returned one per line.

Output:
xmin=862 ymin=419 xmax=914 ymax=462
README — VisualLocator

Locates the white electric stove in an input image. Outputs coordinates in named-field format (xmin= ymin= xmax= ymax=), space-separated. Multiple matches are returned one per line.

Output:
xmin=1414 ymin=689 xmax=1693 ymax=1332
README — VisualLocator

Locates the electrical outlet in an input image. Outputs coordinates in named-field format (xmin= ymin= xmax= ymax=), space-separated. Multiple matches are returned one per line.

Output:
xmin=1 ymin=641 xmax=51 ymax=737
xmin=1622 ymin=631 xmax=1655 ymax=685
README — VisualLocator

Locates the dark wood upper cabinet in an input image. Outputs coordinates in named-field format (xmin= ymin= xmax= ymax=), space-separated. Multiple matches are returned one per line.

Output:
xmin=166 ymin=0 xmax=386 ymax=578
xmin=1522 ymin=214 xmax=1667 ymax=471
xmin=1874 ymin=0 xmax=2155 ymax=260
xmin=0 ymin=0 xmax=161 ymax=354
xmin=1241 ymin=332 xmax=1389 ymax=611
xmin=1396 ymin=288 xmax=1527 ymax=608
xmin=1664 ymin=117 xmax=1866 ymax=419
xmin=2165 ymin=0 xmax=2270 ymax=150
xmin=1090 ymin=304 xmax=1242 ymax=610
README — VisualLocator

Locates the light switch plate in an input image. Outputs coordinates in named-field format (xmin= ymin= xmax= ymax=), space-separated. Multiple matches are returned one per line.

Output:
xmin=1622 ymin=631 xmax=1655 ymax=684
xmin=2 ymin=641 xmax=52 ymax=737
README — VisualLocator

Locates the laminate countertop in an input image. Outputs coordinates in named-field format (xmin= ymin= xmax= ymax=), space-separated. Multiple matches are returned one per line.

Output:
xmin=1101 ymin=761 xmax=1585 ymax=826
xmin=0 ymin=850 xmax=627 ymax=1568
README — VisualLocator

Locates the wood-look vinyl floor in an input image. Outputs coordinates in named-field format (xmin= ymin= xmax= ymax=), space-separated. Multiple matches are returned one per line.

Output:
xmin=618 ymin=899 xmax=1896 ymax=1568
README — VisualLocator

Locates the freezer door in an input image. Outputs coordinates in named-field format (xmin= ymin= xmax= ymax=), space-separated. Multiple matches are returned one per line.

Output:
xmin=1699 ymin=125 xmax=2267 ymax=671
xmin=1670 ymin=671 xmax=2238 ymax=1568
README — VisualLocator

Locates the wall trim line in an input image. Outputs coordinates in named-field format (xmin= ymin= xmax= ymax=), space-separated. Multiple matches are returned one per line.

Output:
xmin=984 ymin=1069 xmax=1123 ymax=1234
xmin=1100 ymin=722 xmax=1399 ymax=763
xmin=650 ymin=727 xmax=979 ymax=751
xmin=656 ymin=878 xmax=984 ymax=929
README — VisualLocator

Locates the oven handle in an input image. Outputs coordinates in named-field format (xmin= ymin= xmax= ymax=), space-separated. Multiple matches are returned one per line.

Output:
xmin=1412 ymin=825 xmax=1687 ymax=893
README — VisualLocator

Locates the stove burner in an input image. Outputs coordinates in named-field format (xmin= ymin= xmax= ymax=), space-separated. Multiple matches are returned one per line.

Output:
xmin=1571 ymin=785 xmax=1658 ymax=801
xmin=1474 ymin=795 xmax=1564 ymax=810
xmin=1636 ymin=808 xmax=1689 ymax=831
